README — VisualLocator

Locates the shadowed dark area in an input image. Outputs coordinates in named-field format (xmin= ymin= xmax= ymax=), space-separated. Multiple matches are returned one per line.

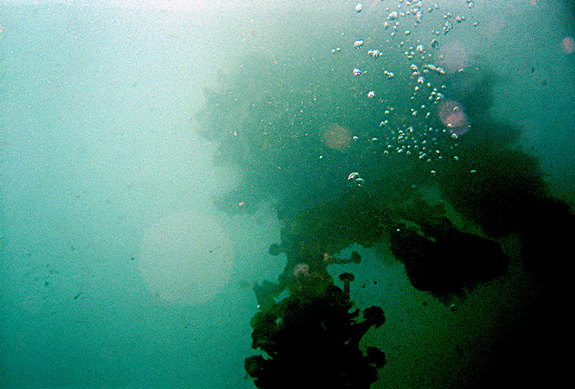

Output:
xmin=197 ymin=47 xmax=574 ymax=386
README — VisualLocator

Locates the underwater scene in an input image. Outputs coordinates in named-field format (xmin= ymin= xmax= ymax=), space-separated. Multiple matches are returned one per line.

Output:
xmin=1 ymin=0 xmax=574 ymax=387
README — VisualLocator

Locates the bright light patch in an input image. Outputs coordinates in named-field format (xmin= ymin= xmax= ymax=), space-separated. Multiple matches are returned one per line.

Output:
xmin=561 ymin=36 xmax=575 ymax=54
xmin=109 ymin=0 xmax=233 ymax=11
xmin=138 ymin=212 xmax=234 ymax=305
xmin=438 ymin=100 xmax=471 ymax=137
xmin=322 ymin=123 xmax=352 ymax=152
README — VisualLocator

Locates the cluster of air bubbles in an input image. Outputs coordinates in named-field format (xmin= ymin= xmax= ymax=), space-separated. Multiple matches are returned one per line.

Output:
xmin=337 ymin=0 xmax=481 ymax=174
xmin=374 ymin=102 xmax=458 ymax=164
xmin=379 ymin=122 xmax=461 ymax=165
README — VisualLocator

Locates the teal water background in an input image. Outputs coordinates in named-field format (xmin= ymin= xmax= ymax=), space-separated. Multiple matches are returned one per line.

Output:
xmin=1 ymin=1 xmax=574 ymax=387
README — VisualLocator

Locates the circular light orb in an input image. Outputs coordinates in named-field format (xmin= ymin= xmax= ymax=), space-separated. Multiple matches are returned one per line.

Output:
xmin=438 ymin=100 xmax=471 ymax=136
xmin=322 ymin=123 xmax=352 ymax=152
xmin=439 ymin=40 xmax=470 ymax=73
xmin=138 ymin=212 xmax=234 ymax=306
xmin=561 ymin=36 xmax=575 ymax=54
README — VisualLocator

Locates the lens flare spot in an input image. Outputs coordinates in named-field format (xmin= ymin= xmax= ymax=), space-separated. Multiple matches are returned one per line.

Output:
xmin=439 ymin=41 xmax=470 ymax=73
xmin=322 ymin=123 xmax=352 ymax=152
xmin=438 ymin=100 xmax=471 ymax=136
xmin=138 ymin=212 xmax=234 ymax=306
xmin=561 ymin=36 xmax=575 ymax=54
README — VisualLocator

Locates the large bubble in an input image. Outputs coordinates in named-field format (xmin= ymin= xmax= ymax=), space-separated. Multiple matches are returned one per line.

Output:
xmin=138 ymin=212 xmax=234 ymax=305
